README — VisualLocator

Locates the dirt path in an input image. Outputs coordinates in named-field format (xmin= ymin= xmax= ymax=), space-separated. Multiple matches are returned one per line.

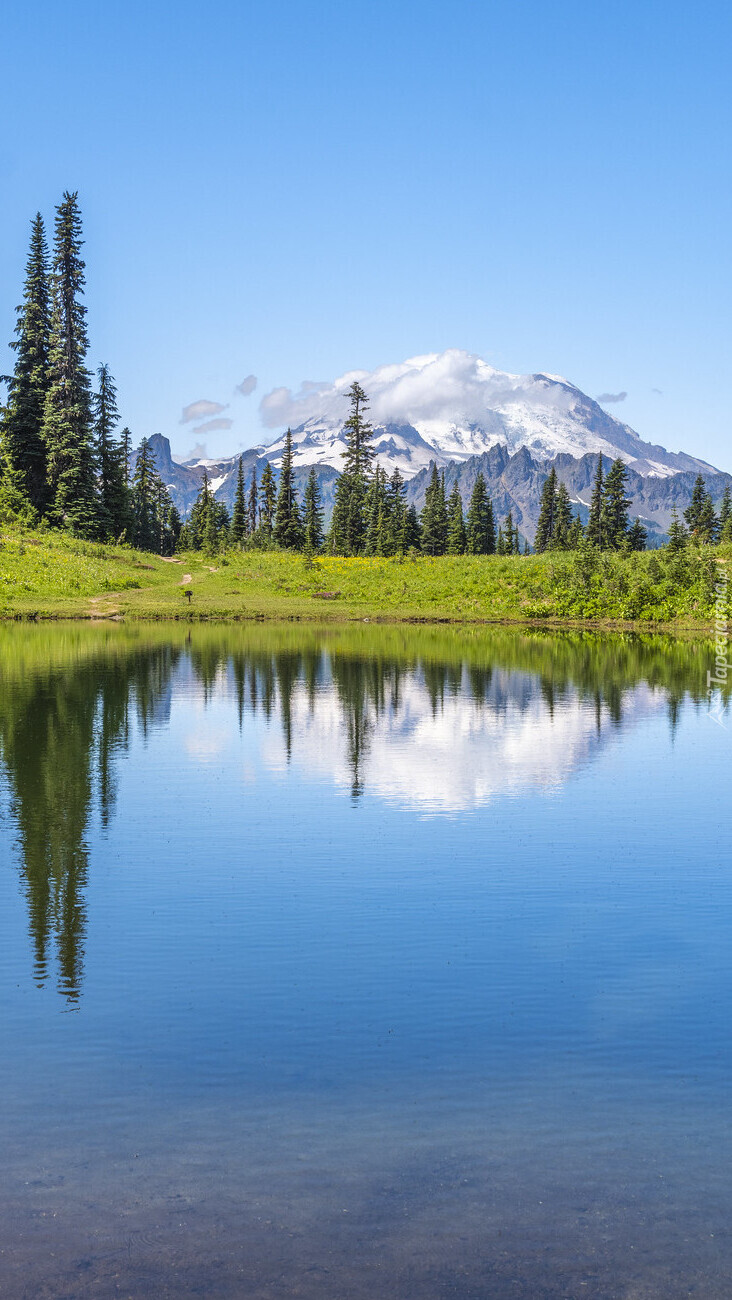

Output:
xmin=178 ymin=573 xmax=192 ymax=585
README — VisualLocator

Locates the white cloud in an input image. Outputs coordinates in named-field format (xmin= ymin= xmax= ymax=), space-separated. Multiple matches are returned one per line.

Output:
xmin=180 ymin=399 xmax=228 ymax=424
xmin=235 ymin=374 xmax=258 ymax=397
xmin=193 ymin=417 xmax=234 ymax=434
xmin=259 ymin=349 xmax=578 ymax=431
xmin=596 ymin=391 xmax=628 ymax=404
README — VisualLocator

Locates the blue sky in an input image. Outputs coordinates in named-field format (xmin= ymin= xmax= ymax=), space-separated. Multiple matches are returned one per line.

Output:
xmin=2 ymin=0 xmax=730 ymax=467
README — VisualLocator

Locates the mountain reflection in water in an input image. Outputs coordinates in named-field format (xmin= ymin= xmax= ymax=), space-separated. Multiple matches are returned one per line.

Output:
xmin=0 ymin=623 xmax=725 ymax=1002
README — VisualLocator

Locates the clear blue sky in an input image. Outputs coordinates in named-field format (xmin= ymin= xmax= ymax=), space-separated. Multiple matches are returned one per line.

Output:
xmin=2 ymin=0 xmax=730 ymax=467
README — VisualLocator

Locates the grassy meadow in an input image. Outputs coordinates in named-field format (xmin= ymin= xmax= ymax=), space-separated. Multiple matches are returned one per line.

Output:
xmin=1 ymin=525 xmax=730 ymax=628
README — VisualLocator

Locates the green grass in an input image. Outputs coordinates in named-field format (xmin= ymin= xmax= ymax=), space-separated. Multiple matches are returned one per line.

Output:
xmin=1 ymin=525 xmax=730 ymax=628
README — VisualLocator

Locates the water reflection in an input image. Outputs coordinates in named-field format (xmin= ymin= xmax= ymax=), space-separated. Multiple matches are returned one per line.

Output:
xmin=0 ymin=623 xmax=726 ymax=1000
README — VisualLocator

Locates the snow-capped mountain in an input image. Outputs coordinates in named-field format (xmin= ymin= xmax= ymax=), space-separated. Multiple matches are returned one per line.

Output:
xmin=260 ymin=349 xmax=718 ymax=480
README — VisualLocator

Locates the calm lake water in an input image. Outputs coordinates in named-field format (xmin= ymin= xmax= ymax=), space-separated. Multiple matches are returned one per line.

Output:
xmin=0 ymin=622 xmax=730 ymax=1299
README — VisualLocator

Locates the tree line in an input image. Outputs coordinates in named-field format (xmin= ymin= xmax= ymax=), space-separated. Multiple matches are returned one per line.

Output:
xmin=3 ymin=198 xmax=729 ymax=559
xmin=0 ymin=194 xmax=181 ymax=552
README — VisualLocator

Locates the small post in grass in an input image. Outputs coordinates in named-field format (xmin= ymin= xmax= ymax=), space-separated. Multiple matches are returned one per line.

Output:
xmin=183 ymin=589 xmax=193 ymax=604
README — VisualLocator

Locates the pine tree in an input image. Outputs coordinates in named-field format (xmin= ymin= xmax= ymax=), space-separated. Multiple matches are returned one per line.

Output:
xmin=231 ymin=456 xmax=246 ymax=544
xmin=259 ymin=462 xmax=276 ymax=540
xmin=386 ymin=468 xmax=407 ymax=553
xmin=552 ymin=481 xmax=573 ymax=549
xmin=496 ymin=526 xmax=505 ymax=555
xmin=446 ymin=483 xmax=466 ymax=554
xmin=131 ymin=438 xmax=159 ymax=550
xmin=684 ymin=475 xmax=707 ymax=537
xmin=667 ymin=507 xmax=687 ymax=551
xmin=303 ymin=467 xmax=324 ymax=551
xmin=92 ymin=363 xmax=123 ymax=537
xmin=601 ymin=458 xmax=632 ymax=549
xmin=247 ymin=465 xmax=259 ymax=537
xmin=41 ymin=192 xmax=99 ymax=536
xmin=586 ymin=456 xmax=604 ymax=548
xmin=420 ymin=464 xmax=447 ymax=555
xmin=697 ymin=493 xmax=719 ymax=543
xmin=273 ymin=428 xmax=304 ymax=549
xmin=504 ymin=510 xmax=519 ymax=554
xmin=342 ymin=381 xmax=375 ymax=478
xmin=403 ymin=503 xmax=421 ymax=550
xmin=720 ymin=484 xmax=732 ymax=543
xmin=1 ymin=213 xmax=51 ymax=512
xmin=465 ymin=472 xmax=495 ymax=555
xmin=535 ymin=466 xmax=557 ymax=552
xmin=568 ymin=513 xmax=584 ymax=549
xmin=364 ymin=466 xmax=388 ymax=555
xmin=627 ymin=517 xmax=648 ymax=551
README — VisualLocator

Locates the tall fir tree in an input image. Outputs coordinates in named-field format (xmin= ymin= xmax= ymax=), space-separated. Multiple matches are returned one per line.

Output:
xmin=534 ymin=466 xmax=558 ymax=552
xmin=247 ymin=465 xmax=259 ymax=537
xmin=465 ymin=472 xmax=495 ymax=555
xmin=41 ymin=192 xmax=99 ymax=536
xmin=719 ymin=484 xmax=732 ymax=542
xmin=303 ymin=467 xmax=324 ymax=551
xmin=259 ymin=462 xmax=277 ymax=540
xmin=131 ymin=438 xmax=159 ymax=550
xmin=92 ymin=363 xmax=125 ymax=538
xmin=342 ymin=381 xmax=375 ymax=478
xmin=231 ymin=456 xmax=246 ymax=544
xmin=1 ymin=213 xmax=51 ymax=512
xmin=552 ymin=480 xmax=573 ymax=549
xmin=387 ymin=468 xmax=407 ymax=553
xmin=420 ymin=464 xmax=448 ymax=555
xmin=684 ymin=475 xmax=707 ymax=537
xmin=446 ymin=483 xmax=466 ymax=554
xmin=601 ymin=458 xmax=632 ymax=549
xmin=273 ymin=429 xmax=304 ymax=549
xmin=586 ymin=455 xmax=604 ymax=548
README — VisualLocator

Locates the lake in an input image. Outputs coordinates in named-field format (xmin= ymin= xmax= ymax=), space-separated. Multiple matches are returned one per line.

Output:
xmin=0 ymin=622 xmax=730 ymax=1299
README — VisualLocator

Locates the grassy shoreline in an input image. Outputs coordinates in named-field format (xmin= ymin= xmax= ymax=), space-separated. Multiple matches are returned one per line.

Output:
xmin=1 ymin=526 xmax=730 ymax=631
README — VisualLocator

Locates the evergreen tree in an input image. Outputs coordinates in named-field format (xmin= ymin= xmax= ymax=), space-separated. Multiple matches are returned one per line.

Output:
xmin=667 ymin=507 xmax=688 ymax=551
xmin=420 ymin=464 xmax=448 ymax=555
xmin=627 ymin=517 xmax=648 ymax=551
xmin=698 ymin=494 xmax=719 ymax=543
xmin=41 ymin=192 xmax=99 ymax=536
xmin=403 ymin=503 xmax=421 ymax=550
xmin=131 ymin=438 xmax=159 ymax=550
xmin=720 ymin=484 xmax=732 ymax=543
xmin=465 ymin=472 xmax=495 ymax=554
xmin=496 ymin=526 xmax=505 ymax=555
xmin=601 ymin=458 xmax=632 ymax=549
xmin=386 ymin=468 xmax=407 ymax=553
xmin=259 ymin=462 xmax=276 ymax=540
xmin=92 ymin=363 xmax=124 ymax=538
xmin=231 ymin=456 xmax=246 ymax=544
xmin=1 ymin=213 xmax=51 ymax=512
xmin=342 ymin=381 xmax=375 ymax=478
xmin=552 ymin=481 xmax=573 ymax=549
xmin=504 ymin=510 xmax=520 ymax=554
xmin=684 ymin=475 xmax=707 ymax=537
xmin=568 ymin=513 xmax=584 ymax=549
xmin=446 ymin=483 xmax=466 ymax=554
xmin=303 ymin=467 xmax=324 ymax=551
xmin=535 ymin=466 xmax=557 ymax=552
xmin=586 ymin=456 xmax=604 ymax=548
xmin=327 ymin=471 xmax=351 ymax=553
xmin=273 ymin=428 xmax=304 ymax=548
xmin=247 ymin=465 xmax=259 ymax=537
xmin=364 ymin=466 xmax=389 ymax=555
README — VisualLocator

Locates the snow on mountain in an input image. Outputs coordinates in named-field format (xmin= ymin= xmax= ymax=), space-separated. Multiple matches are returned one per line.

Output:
xmin=260 ymin=349 xmax=718 ymax=480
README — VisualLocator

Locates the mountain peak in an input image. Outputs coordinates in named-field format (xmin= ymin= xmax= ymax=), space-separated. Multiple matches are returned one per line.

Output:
xmin=260 ymin=349 xmax=718 ymax=481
